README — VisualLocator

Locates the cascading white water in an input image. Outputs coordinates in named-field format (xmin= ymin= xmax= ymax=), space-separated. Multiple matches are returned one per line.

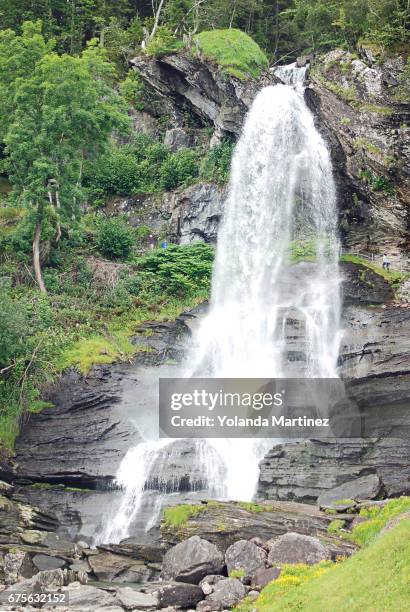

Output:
xmin=97 ymin=65 xmax=341 ymax=545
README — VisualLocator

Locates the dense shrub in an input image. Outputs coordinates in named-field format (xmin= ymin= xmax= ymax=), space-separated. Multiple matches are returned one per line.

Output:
xmin=145 ymin=26 xmax=184 ymax=57
xmin=96 ymin=216 xmax=135 ymax=260
xmin=200 ymin=140 xmax=234 ymax=184
xmin=136 ymin=242 xmax=214 ymax=298
xmin=0 ymin=282 xmax=30 ymax=369
xmin=160 ymin=149 xmax=200 ymax=189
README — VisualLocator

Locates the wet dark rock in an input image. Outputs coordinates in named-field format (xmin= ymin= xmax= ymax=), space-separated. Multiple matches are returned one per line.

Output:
xmin=267 ymin=532 xmax=332 ymax=565
xmin=225 ymin=540 xmax=267 ymax=577
xmin=317 ymin=474 xmax=382 ymax=510
xmin=341 ymin=261 xmax=394 ymax=305
xmin=161 ymin=536 xmax=225 ymax=584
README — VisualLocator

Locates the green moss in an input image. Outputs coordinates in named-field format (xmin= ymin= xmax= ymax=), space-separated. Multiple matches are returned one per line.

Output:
xmin=359 ymin=103 xmax=392 ymax=115
xmin=194 ymin=29 xmax=268 ymax=80
xmin=238 ymin=502 xmax=273 ymax=513
xmin=327 ymin=519 xmax=345 ymax=534
xmin=229 ymin=568 xmax=246 ymax=578
xmin=163 ymin=504 xmax=205 ymax=527
xmin=235 ymin=519 xmax=410 ymax=611
xmin=346 ymin=497 xmax=410 ymax=547
xmin=341 ymin=254 xmax=408 ymax=289
xmin=57 ymin=331 xmax=137 ymax=375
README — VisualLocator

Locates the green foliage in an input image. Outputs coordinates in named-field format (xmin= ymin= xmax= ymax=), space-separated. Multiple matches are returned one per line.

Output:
xmin=84 ymin=136 xmax=202 ymax=198
xmin=159 ymin=149 xmax=200 ymax=190
xmin=135 ymin=242 xmax=214 ymax=299
xmin=340 ymin=254 xmax=408 ymax=288
xmin=146 ymin=26 xmax=184 ymax=57
xmin=327 ymin=519 xmax=345 ymax=534
xmin=229 ymin=568 xmax=246 ymax=578
xmin=96 ymin=216 xmax=134 ymax=260
xmin=163 ymin=503 xmax=205 ymax=527
xmin=371 ymin=175 xmax=395 ymax=194
xmin=236 ymin=519 xmax=410 ymax=612
xmin=120 ymin=71 xmax=145 ymax=110
xmin=346 ymin=497 xmax=410 ymax=547
xmin=194 ymin=29 xmax=268 ymax=80
xmin=200 ymin=140 xmax=234 ymax=184
xmin=238 ymin=502 xmax=274 ymax=513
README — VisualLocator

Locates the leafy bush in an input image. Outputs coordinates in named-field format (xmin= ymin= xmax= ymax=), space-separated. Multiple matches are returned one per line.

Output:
xmin=200 ymin=140 xmax=234 ymax=184
xmin=84 ymin=137 xmax=202 ymax=198
xmin=194 ymin=29 xmax=268 ymax=80
xmin=0 ymin=282 xmax=30 ymax=369
xmin=136 ymin=242 xmax=214 ymax=298
xmin=120 ymin=71 xmax=146 ymax=111
xmin=160 ymin=148 xmax=200 ymax=189
xmin=146 ymin=26 xmax=184 ymax=57
xmin=96 ymin=216 xmax=134 ymax=260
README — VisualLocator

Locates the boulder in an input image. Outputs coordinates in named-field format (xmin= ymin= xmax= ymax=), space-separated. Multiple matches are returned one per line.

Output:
xmin=4 ymin=550 xmax=37 ymax=584
xmin=197 ymin=578 xmax=246 ymax=611
xmin=225 ymin=540 xmax=267 ymax=577
xmin=199 ymin=574 xmax=226 ymax=595
xmin=62 ymin=583 xmax=115 ymax=610
xmin=5 ymin=568 xmax=64 ymax=594
xmin=317 ymin=474 xmax=382 ymax=510
xmin=32 ymin=553 xmax=66 ymax=571
xmin=88 ymin=552 xmax=135 ymax=581
xmin=161 ymin=536 xmax=225 ymax=584
xmin=143 ymin=581 xmax=204 ymax=608
xmin=267 ymin=533 xmax=332 ymax=565
xmin=115 ymin=586 xmax=158 ymax=610
xmin=250 ymin=567 xmax=281 ymax=589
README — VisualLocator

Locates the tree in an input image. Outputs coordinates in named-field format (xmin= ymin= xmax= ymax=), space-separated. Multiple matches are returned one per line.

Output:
xmin=1 ymin=25 xmax=130 ymax=291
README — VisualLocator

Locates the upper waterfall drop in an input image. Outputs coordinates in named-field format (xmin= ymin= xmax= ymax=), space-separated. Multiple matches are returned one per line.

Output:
xmin=96 ymin=64 xmax=342 ymax=545
xmin=188 ymin=79 xmax=341 ymax=380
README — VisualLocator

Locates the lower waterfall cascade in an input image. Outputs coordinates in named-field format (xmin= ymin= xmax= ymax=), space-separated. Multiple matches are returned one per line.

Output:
xmin=96 ymin=63 xmax=342 ymax=545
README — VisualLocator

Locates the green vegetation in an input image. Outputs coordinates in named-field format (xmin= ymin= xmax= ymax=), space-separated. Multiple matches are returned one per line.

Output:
xmin=327 ymin=519 xmax=345 ymax=534
xmin=346 ymin=497 xmax=410 ymax=547
xmin=84 ymin=134 xmax=233 ymax=202
xmin=163 ymin=503 xmax=205 ymax=527
xmin=194 ymin=29 xmax=268 ymax=79
xmin=236 ymin=518 xmax=410 ymax=612
xmin=238 ymin=502 xmax=274 ymax=513
xmin=340 ymin=254 xmax=408 ymax=288
xmin=96 ymin=216 xmax=134 ymax=260
xmin=0 ymin=239 xmax=214 ymax=448
xmin=229 ymin=568 xmax=246 ymax=578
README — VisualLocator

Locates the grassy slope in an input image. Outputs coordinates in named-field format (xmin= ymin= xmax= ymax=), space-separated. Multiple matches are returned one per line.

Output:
xmin=341 ymin=253 xmax=407 ymax=287
xmin=194 ymin=29 xmax=268 ymax=80
xmin=238 ymin=518 xmax=410 ymax=612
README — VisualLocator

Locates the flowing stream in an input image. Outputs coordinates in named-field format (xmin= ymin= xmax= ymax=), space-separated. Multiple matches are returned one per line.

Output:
xmin=96 ymin=64 xmax=341 ymax=545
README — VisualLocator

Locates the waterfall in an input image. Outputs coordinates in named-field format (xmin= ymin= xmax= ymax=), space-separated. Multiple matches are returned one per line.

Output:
xmin=96 ymin=64 xmax=341 ymax=545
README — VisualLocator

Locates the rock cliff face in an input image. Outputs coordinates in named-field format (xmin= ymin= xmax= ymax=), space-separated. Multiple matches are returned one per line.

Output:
xmin=305 ymin=49 xmax=409 ymax=270
xmin=131 ymin=53 xmax=276 ymax=140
